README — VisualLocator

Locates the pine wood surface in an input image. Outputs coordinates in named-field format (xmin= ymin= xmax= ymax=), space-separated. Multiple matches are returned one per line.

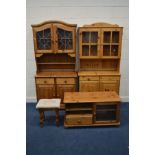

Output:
xmin=64 ymin=91 xmax=120 ymax=103
xmin=78 ymin=71 xmax=120 ymax=76
xmin=35 ymin=72 xmax=77 ymax=77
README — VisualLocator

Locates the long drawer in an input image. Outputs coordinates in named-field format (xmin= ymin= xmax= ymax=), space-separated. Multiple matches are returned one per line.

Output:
xmin=80 ymin=76 xmax=99 ymax=81
xmin=65 ymin=114 xmax=92 ymax=125
xmin=100 ymin=76 xmax=120 ymax=81
xmin=36 ymin=78 xmax=54 ymax=84
xmin=56 ymin=78 xmax=76 ymax=84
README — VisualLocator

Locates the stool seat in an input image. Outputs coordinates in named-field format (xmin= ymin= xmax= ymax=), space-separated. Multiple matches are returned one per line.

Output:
xmin=36 ymin=98 xmax=61 ymax=127
xmin=36 ymin=99 xmax=61 ymax=109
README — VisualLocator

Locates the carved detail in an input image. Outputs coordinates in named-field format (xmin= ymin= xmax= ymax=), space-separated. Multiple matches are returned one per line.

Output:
xmin=83 ymin=22 xmax=119 ymax=27
xmin=31 ymin=20 xmax=77 ymax=27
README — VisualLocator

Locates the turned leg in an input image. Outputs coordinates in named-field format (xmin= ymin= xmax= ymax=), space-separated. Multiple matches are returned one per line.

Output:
xmin=43 ymin=112 xmax=45 ymax=121
xmin=39 ymin=110 xmax=44 ymax=128
xmin=55 ymin=109 xmax=60 ymax=127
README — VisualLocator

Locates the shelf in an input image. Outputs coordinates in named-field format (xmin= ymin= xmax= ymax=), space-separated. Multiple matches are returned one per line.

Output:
xmin=80 ymin=56 xmax=120 ymax=59
xmin=37 ymin=62 xmax=75 ymax=65
xmin=96 ymin=109 xmax=116 ymax=112
xmin=64 ymin=121 xmax=120 ymax=127
xmin=66 ymin=108 xmax=92 ymax=111
xmin=100 ymin=56 xmax=120 ymax=59
xmin=82 ymin=43 xmax=98 ymax=45
xmin=103 ymin=43 xmax=119 ymax=45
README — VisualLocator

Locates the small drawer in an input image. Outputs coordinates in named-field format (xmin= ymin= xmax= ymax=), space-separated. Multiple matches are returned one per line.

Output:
xmin=36 ymin=78 xmax=54 ymax=84
xmin=100 ymin=76 xmax=120 ymax=81
xmin=56 ymin=78 xmax=75 ymax=84
xmin=66 ymin=114 xmax=92 ymax=125
xmin=80 ymin=76 xmax=99 ymax=81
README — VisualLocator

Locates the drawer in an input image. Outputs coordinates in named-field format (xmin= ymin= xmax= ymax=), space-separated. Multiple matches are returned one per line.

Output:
xmin=66 ymin=114 xmax=92 ymax=125
xmin=100 ymin=76 xmax=120 ymax=81
xmin=36 ymin=78 xmax=54 ymax=84
xmin=56 ymin=78 xmax=76 ymax=84
xmin=80 ymin=76 xmax=99 ymax=81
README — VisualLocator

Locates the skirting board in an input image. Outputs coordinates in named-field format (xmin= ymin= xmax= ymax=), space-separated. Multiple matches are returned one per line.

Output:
xmin=26 ymin=96 xmax=129 ymax=103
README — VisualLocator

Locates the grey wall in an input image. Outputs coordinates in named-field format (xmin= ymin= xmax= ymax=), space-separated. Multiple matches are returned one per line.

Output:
xmin=26 ymin=0 xmax=129 ymax=102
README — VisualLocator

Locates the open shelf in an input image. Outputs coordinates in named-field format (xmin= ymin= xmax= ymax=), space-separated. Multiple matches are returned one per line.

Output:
xmin=66 ymin=108 xmax=92 ymax=111
xmin=37 ymin=62 xmax=75 ymax=65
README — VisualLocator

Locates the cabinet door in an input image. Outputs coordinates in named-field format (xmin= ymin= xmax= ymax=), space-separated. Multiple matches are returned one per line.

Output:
xmin=54 ymin=25 xmax=76 ymax=53
xmin=100 ymin=81 xmax=119 ymax=94
xmin=79 ymin=29 xmax=100 ymax=58
xmin=36 ymin=84 xmax=55 ymax=100
xmin=101 ymin=28 xmax=122 ymax=58
xmin=80 ymin=81 xmax=99 ymax=92
xmin=57 ymin=85 xmax=76 ymax=99
xmin=33 ymin=24 xmax=54 ymax=53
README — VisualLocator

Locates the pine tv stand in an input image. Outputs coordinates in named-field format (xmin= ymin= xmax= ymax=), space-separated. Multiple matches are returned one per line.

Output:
xmin=63 ymin=91 xmax=121 ymax=127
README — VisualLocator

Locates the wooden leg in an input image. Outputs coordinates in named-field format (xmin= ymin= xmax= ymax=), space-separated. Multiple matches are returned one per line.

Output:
xmin=55 ymin=109 xmax=60 ymax=127
xmin=39 ymin=110 xmax=44 ymax=128
xmin=43 ymin=112 xmax=45 ymax=121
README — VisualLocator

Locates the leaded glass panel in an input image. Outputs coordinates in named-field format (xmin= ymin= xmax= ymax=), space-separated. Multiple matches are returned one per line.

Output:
xmin=57 ymin=28 xmax=73 ymax=50
xmin=36 ymin=28 xmax=51 ymax=50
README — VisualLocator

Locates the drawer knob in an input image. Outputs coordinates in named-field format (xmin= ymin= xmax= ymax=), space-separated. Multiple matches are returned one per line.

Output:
xmin=44 ymin=81 xmax=47 ymax=84
xmin=64 ymin=80 xmax=67 ymax=84
xmin=77 ymin=120 xmax=81 ymax=123
xmin=88 ymin=78 xmax=90 ymax=81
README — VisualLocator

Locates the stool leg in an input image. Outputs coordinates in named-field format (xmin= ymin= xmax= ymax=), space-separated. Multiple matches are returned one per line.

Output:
xmin=39 ymin=110 xmax=44 ymax=128
xmin=55 ymin=109 xmax=60 ymax=127
xmin=43 ymin=112 xmax=45 ymax=121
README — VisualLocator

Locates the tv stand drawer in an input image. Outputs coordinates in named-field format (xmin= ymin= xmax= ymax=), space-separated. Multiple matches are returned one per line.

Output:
xmin=65 ymin=114 xmax=92 ymax=125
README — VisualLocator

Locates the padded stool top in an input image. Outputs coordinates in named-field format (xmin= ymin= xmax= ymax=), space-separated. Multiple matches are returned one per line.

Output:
xmin=36 ymin=99 xmax=61 ymax=109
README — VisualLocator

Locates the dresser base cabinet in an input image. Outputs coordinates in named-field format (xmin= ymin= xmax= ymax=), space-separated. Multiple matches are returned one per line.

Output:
xmin=35 ymin=73 xmax=77 ymax=108
xmin=79 ymin=73 xmax=120 ymax=94
xmin=36 ymin=84 xmax=55 ymax=99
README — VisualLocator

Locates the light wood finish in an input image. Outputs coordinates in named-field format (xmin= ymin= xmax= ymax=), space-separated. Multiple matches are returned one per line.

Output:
xmin=56 ymin=78 xmax=76 ymax=84
xmin=64 ymin=91 xmax=120 ymax=127
xmin=57 ymin=84 xmax=76 ymax=99
xmin=65 ymin=114 xmax=92 ymax=125
xmin=32 ymin=21 xmax=77 ymax=105
xmin=78 ymin=22 xmax=123 ymax=95
xmin=80 ymin=76 xmax=99 ymax=81
xmin=100 ymin=76 xmax=120 ymax=81
xmin=35 ymin=75 xmax=77 ymax=107
xmin=100 ymin=81 xmax=119 ymax=93
xmin=31 ymin=20 xmax=77 ymax=27
xmin=36 ymin=78 xmax=54 ymax=84
xmin=78 ymin=71 xmax=120 ymax=76
xmin=36 ymin=84 xmax=55 ymax=100
xmin=32 ymin=21 xmax=77 ymax=54
xmin=39 ymin=108 xmax=60 ymax=128
xmin=79 ymin=73 xmax=120 ymax=94
xmin=36 ymin=53 xmax=76 ymax=72
xmin=35 ymin=71 xmax=77 ymax=77
xmin=80 ymin=81 xmax=99 ymax=92
xmin=82 ymin=22 xmax=120 ymax=28
xmin=64 ymin=91 xmax=120 ymax=103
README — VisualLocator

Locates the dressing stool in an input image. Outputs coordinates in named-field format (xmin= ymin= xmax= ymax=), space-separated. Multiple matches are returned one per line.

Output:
xmin=36 ymin=99 xmax=61 ymax=127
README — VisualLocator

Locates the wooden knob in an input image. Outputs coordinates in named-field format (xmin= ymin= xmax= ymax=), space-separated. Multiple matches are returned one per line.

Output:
xmin=64 ymin=80 xmax=67 ymax=84
xmin=77 ymin=120 xmax=81 ymax=123
xmin=44 ymin=81 xmax=47 ymax=84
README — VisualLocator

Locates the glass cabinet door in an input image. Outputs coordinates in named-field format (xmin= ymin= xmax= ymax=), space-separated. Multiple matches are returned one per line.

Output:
xmin=36 ymin=28 xmax=51 ymax=50
xmin=34 ymin=24 xmax=53 ymax=53
xmin=80 ymin=30 xmax=100 ymax=57
xmin=55 ymin=25 xmax=75 ymax=53
xmin=102 ymin=29 xmax=120 ymax=57
xmin=95 ymin=104 xmax=117 ymax=123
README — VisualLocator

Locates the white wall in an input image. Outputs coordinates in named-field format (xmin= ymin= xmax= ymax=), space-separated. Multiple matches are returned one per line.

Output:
xmin=26 ymin=0 xmax=129 ymax=102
